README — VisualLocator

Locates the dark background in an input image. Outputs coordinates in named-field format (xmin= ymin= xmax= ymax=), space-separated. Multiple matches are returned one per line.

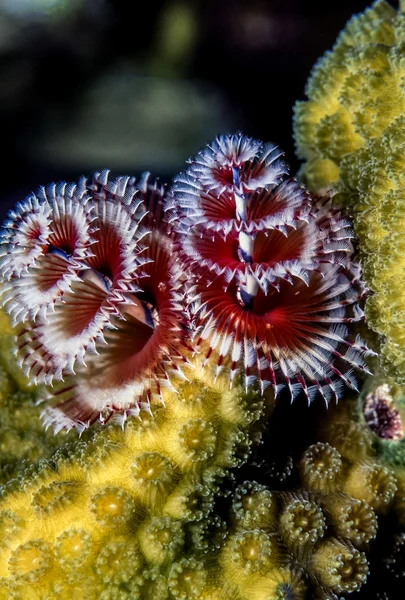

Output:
xmin=0 ymin=0 xmax=380 ymax=220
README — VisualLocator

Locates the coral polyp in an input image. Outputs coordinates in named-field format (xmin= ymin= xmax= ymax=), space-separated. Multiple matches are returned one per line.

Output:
xmin=170 ymin=133 xmax=371 ymax=402
xmin=310 ymin=538 xmax=369 ymax=594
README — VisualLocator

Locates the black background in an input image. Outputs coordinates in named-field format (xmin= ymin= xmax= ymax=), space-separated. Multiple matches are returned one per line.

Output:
xmin=0 ymin=0 xmax=378 ymax=219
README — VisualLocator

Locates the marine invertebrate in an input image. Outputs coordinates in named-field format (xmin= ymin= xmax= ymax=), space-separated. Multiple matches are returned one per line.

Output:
xmin=0 ymin=182 xmax=95 ymax=323
xmin=230 ymin=481 xmax=275 ymax=530
xmin=1 ymin=172 xmax=192 ymax=430
xmin=320 ymin=495 xmax=378 ymax=546
xmin=209 ymin=437 xmax=400 ymax=600
xmin=1 ymin=134 xmax=374 ymax=431
xmin=170 ymin=133 xmax=371 ymax=403
xmin=363 ymin=383 xmax=404 ymax=440
xmin=0 ymin=133 xmax=388 ymax=596
xmin=310 ymin=538 xmax=369 ymax=594
xmin=0 ymin=309 xmax=89 ymax=483
xmin=0 ymin=343 xmax=404 ymax=598
xmin=279 ymin=493 xmax=326 ymax=552
xmin=300 ymin=441 xmax=343 ymax=491
xmin=293 ymin=0 xmax=405 ymax=382
xmin=219 ymin=529 xmax=276 ymax=586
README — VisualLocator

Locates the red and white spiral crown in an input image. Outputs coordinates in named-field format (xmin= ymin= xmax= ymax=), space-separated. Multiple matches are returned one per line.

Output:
xmin=13 ymin=172 xmax=148 ymax=385
xmin=169 ymin=133 xmax=374 ymax=402
xmin=0 ymin=181 xmax=96 ymax=323
xmin=39 ymin=172 xmax=192 ymax=432
xmin=0 ymin=133 xmax=375 ymax=431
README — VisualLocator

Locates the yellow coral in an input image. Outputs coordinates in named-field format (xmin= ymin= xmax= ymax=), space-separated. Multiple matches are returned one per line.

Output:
xmin=310 ymin=538 xmax=369 ymax=594
xmin=319 ymin=379 xmax=405 ymax=528
xmin=0 ymin=368 xmax=402 ymax=599
xmin=0 ymin=362 xmax=268 ymax=597
xmin=211 ymin=439 xmax=399 ymax=599
xmin=0 ymin=309 xmax=92 ymax=482
xmin=293 ymin=0 xmax=405 ymax=382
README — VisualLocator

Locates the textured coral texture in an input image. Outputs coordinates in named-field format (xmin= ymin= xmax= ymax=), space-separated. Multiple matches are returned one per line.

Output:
xmin=293 ymin=0 xmax=405 ymax=383
xmin=322 ymin=378 xmax=405 ymax=509
xmin=3 ymin=0 xmax=405 ymax=590
xmin=216 ymin=427 xmax=405 ymax=600
xmin=0 ymin=309 xmax=90 ymax=483
xmin=0 ymin=363 xmax=269 ymax=598
xmin=1 ymin=378 xmax=404 ymax=599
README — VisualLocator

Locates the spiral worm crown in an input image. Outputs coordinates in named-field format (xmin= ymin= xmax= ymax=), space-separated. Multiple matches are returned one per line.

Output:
xmin=169 ymin=133 xmax=373 ymax=402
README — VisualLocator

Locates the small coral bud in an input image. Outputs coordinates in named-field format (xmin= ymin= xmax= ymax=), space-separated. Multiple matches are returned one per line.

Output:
xmin=320 ymin=494 xmax=377 ymax=545
xmin=169 ymin=418 xmax=217 ymax=470
xmin=343 ymin=462 xmax=398 ymax=512
xmin=231 ymin=481 xmax=275 ymax=530
xmin=8 ymin=540 xmax=51 ymax=583
xmin=0 ymin=510 xmax=23 ymax=549
xmin=54 ymin=529 xmax=93 ymax=570
xmin=172 ymin=379 xmax=220 ymax=420
xmin=187 ymin=513 xmax=227 ymax=554
xmin=215 ymin=427 xmax=253 ymax=469
xmin=220 ymin=530 xmax=275 ymax=588
xmin=94 ymin=538 xmax=143 ymax=585
xmin=90 ymin=486 xmax=136 ymax=525
xmin=138 ymin=516 xmax=184 ymax=566
xmin=248 ymin=566 xmax=307 ymax=600
xmin=168 ymin=557 xmax=207 ymax=600
xmin=134 ymin=567 xmax=168 ymax=600
xmin=310 ymin=538 xmax=369 ymax=594
xmin=130 ymin=451 xmax=176 ymax=507
xmin=326 ymin=418 xmax=373 ymax=463
xmin=279 ymin=494 xmax=326 ymax=552
xmin=32 ymin=480 xmax=80 ymax=515
xmin=163 ymin=479 xmax=214 ymax=522
xmin=218 ymin=386 xmax=265 ymax=428
xmin=300 ymin=442 xmax=343 ymax=492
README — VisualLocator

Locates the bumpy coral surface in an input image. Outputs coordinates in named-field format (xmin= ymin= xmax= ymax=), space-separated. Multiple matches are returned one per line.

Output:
xmin=169 ymin=133 xmax=371 ymax=403
xmin=294 ymin=0 xmax=405 ymax=383
xmin=0 ymin=365 xmax=267 ymax=598
xmin=316 ymin=377 xmax=405 ymax=598
xmin=0 ymin=310 xmax=91 ymax=483
xmin=208 ymin=402 xmax=405 ymax=600
xmin=1 ymin=363 xmax=404 ymax=599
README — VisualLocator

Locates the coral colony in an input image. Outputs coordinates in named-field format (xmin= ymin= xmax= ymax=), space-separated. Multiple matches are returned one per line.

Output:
xmin=1 ymin=134 xmax=371 ymax=433
xmin=294 ymin=0 xmax=405 ymax=384
xmin=1 ymin=2 xmax=405 ymax=598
